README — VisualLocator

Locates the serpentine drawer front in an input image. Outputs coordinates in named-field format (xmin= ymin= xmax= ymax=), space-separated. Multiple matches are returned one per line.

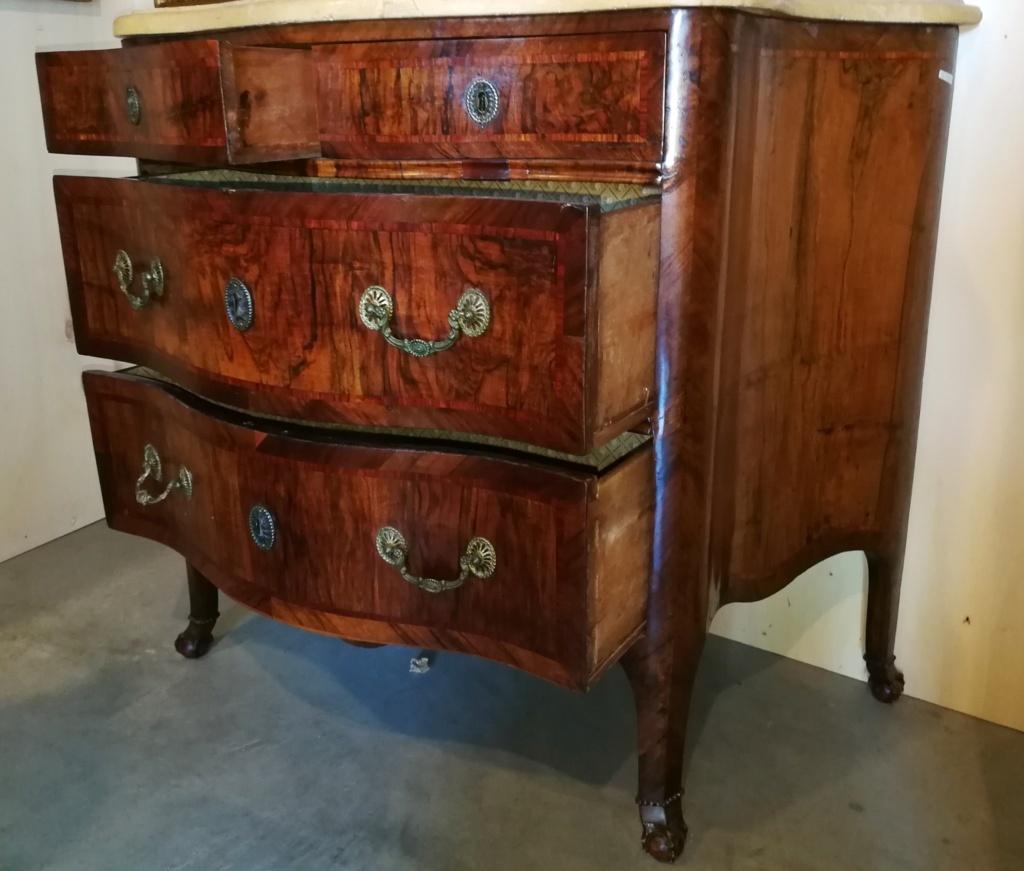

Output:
xmin=84 ymin=370 xmax=652 ymax=690
xmin=36 ymin=41 xmax=320 ymax=164
xmin=56 ymin=174 xmax=659 ymax=454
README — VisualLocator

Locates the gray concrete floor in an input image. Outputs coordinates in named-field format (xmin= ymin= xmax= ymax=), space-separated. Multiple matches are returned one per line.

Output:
xmin=1 ymin=523 xmax=1022 ymax=871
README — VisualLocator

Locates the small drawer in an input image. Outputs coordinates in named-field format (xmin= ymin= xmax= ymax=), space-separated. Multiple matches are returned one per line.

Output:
xmin=56 ymin=173 xmax=659 ymax=454
xmin=85 ymin=370 xmax=653 ymax=690
xmin=36 ymin=41 xmax=320 ymax=164
xmin=315 ymin=32 xmax=666 ymax=162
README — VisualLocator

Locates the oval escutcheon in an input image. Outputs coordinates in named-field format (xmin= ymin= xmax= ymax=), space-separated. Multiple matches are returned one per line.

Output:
xmin=224 ymin=277 xmax=254 ymax=332
xmin=248 ymin=504 xmax=277 ymax=551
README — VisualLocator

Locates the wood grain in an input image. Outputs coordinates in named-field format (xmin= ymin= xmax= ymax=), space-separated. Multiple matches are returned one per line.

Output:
xmin=713 ymin=18 xmax=957 ymax=607
xmin=37 ymin=41 xmax=320 ymax=164
xmin=219 ymin=43 xmax=321 ymax=163
xmin=37 ymin=41 xmax=226 ymax=164
xmin=84 ymin=369 xmax=652 ymax=690
xmin=592 ymin=201 xmax=660 ymax=443
xmin=56 ymin=175 xmax=657 ymax=454
xmin=314 ymin=32 xmax=666 ymax=162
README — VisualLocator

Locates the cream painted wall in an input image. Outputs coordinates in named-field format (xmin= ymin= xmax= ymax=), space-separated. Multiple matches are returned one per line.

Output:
xmin=0 ymin=0 xmax=148 ymax=564
xmin=0 ymin=1 xmax=1020 ymax=729
xmin=713 ymin=1 xmax=1024 ymax=733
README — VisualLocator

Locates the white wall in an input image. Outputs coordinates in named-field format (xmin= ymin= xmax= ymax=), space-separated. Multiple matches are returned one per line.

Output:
xmin=0 ymin=0 xmax=147 ymax=563
xmin=1 ymin=1 xmax=1021 ymax=730
xmin=714 ymin=1 xmax=1024 ymax=733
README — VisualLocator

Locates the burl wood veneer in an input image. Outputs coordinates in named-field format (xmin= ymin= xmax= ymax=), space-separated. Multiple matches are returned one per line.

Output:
xmin=37 ymin=4 xmax=968 ymax=863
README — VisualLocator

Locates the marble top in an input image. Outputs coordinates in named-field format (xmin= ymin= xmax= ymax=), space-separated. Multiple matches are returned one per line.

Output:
xmin=114 ymin=0 xmax=982 ymax=38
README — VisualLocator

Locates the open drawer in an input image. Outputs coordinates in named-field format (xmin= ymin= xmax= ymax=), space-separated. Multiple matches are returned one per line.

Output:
xmin=56 ymin=172 xmax=660 ymax=455
xmin=36 ymin=41 xmax=320 ymax=164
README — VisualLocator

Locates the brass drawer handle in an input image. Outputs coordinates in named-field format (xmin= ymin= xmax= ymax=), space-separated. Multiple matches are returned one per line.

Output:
xmin=374 ymin=526 xmax=497 ymax=594
xmin=113 ymin=250 xmax=165 ymax=310
xmin=358 ymin=286 xmax=491 ymax=358
xmin=135 ymin=444 xmax=193 ymax=507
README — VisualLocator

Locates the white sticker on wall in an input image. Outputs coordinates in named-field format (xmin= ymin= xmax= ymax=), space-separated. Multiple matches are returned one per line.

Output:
xmin=939 ymin=69 xmax=955 ymax=85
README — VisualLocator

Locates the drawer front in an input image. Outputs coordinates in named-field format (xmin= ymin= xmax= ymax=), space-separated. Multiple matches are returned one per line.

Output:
xmin=315 ymin=32 xmax=666 ymax=162
xmin=57 ymin=176 xmax=658 ymax=453
xmin=37 ymin=41 xmax=319 ymax=164
xmin=85 ymin=371 xmax=652 ymax=689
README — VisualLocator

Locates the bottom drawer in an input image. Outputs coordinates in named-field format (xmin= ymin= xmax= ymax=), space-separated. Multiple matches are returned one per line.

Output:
xmin=84 ymin=370 xmax=653 ymax=690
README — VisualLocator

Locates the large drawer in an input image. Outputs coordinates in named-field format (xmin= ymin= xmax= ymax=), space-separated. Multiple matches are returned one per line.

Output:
xmin=36 ymin=41 xmax=320 ymax=164
xmin=85 ymin=370 xmax=653 ymax=690
xmin=57 ymin=174 xmax=659 ymax=454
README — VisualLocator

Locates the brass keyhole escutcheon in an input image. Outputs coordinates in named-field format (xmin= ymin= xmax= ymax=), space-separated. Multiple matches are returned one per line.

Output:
xmin=248 ymin=504 xmax=277 ymax=551
xmin=464 ymin=78 xmax=499 ymax=126
xmin=224 ymin=277 xmax=254 ymax=332
xmin=125 ymin=85 xmax=141 ymax=125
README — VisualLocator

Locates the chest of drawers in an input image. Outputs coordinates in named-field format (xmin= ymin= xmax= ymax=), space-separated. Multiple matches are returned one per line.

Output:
xmin=37 ymin=0 xmax=980 ymax=861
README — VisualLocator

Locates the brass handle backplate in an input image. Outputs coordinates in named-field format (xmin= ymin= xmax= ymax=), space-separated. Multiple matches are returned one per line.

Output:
xmin=135 ymin=444 xmax=193 ymax=507
xmin=113 ymin=250 xmax=165 ymax=310
xmin=374 ymin=526 xmax=497 ymax=594
xmin=358 ymin=286 xmax=490 ymax=358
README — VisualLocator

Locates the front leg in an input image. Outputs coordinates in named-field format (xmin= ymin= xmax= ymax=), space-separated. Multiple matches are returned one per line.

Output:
xmin=864 ymin=550 xmax=906 ymax=703
xmin=174 ymin=563 xmax=220 ymax=659
xmin=621 ymin=627 xmax=706 ymax=863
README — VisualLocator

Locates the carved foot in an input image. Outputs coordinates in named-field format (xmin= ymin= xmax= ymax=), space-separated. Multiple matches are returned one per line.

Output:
xmin=174 ymin=616 xmax=217 ymax=659
xmin=866 ymin=655 xmax=905 ymax=704
xmin=639 ymin=795 xmax=688 ymax=863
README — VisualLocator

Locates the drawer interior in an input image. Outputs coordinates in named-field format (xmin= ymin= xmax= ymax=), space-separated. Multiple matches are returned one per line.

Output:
xmin=144 ymin=168 xmax=661 ymax=212
xmin=133 ymin=366 xmax=652 ymax=472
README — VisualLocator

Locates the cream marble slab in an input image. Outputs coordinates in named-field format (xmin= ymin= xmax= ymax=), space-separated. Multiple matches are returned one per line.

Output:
xmin=114 ymin=0 xmax=981 ymax=38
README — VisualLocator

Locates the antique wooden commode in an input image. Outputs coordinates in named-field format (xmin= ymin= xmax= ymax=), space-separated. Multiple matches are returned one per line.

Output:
xmin=36 ymin=0 xmax=981 ymax=860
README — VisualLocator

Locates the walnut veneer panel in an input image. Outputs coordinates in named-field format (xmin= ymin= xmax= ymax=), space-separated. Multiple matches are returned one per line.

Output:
xmin=713 ymin=19 xmax=960 ymax=604
xmin=85 ymin=370 xmax=652 ymax=689
xmin=314 ymin=32 xmax=666 ymax=163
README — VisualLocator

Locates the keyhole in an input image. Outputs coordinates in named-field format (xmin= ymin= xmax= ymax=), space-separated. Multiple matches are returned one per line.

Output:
xmin=465 ymin=79 xmax=499 ymax=125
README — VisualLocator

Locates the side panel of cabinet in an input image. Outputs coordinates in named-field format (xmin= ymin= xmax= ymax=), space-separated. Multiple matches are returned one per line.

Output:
xmin=714 ymin=22 xmax=958 ymax=602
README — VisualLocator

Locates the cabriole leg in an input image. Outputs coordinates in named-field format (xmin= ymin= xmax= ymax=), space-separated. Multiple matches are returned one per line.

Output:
xmin=174 ymin=563 xmax=220 ymax=660
xmin=622 ymin=629 xmax=705 ymax=863
xmin=864 ymin=550 xmax=906 ymax=703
